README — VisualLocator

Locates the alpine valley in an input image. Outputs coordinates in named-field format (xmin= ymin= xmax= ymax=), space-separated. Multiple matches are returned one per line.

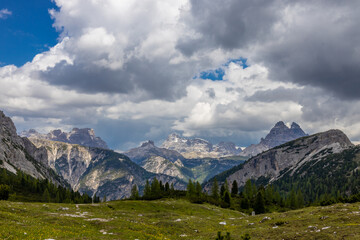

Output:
xmin=2 ymin=109 xmax=360 ymax=205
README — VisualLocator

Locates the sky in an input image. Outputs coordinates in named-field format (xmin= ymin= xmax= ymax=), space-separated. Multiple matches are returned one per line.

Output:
xmin=1 ymin=0 xmax=360 ymax=151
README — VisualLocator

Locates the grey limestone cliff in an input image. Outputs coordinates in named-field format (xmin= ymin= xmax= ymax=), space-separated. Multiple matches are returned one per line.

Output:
xmin=0 ymin=111 xmax=66 ymax=186
xmin=240 ymin=121 xmax=307 ymax=157
xmin=206 ymin=129 xmax=353 ymax=190
xmin=161 ymin=133 xmax=242 ymax=158
xmin=21 ymin=128 xmax=109 ymax=149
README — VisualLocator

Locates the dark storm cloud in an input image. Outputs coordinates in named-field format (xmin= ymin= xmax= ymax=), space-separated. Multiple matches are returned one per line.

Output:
xmin=181 ymin=0 xmax=360 ymax=100
xmin=245 ymin=87 xmax=308 ymax=103
xmin=39 ymin=57 xmax=190 ymax=101
xmin=176 ymin=0 xmax=280 ymax=56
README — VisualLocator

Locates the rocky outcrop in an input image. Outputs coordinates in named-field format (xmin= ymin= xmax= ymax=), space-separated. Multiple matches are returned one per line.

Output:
xmin=161 ymin=133 xmax=242 ymax=158
xmin=240 ymin=121 xmax=307 ymax=157
xmin=205 ymin=129 xmax=353 ymax=190
xmin=21 ymin=128 xmax=109 ymax=149
xmin=125 ymin=140 xmax=185 ymax=164
xmin=136 ymin=156 xmax=189 ymax=181
xmin=28 ymin=138 xmax=186 ymax=200
xmin=0 ymin=111 xmax=66 ymax=186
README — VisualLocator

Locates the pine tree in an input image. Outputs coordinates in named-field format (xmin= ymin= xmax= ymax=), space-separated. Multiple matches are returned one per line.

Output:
xmin=130 ymin=184 xmax=139 ymax=200
xmin=254 ymin=191 xmax=265 ymax=214
xmin=223 ymin=191 xmax=231 ymax=207
xmin=212 ymin=178 xmax=219 ymax=201
xmin=55 ymin=191 xmax=61 ymax=203
xmin=186 ymin=179 xmax=195 ymax=200
xmin=244 ymin=179 xmax=254 ymax=199
xmin=143 ymin=180 xmax=151 ymax=199
xmin=220 ymin=184 xmax=226 ymax=198
xmin=231 ymin=180 xmax=238 ymax=196
xmin=170 ymin=183 xmax=175 ymax=197
xmin=296 ymin=190 xmax=304 ymax=208
xmin=150 ymin=177 xmax=161 ymax=199
xmin=159 ymin=181 xmax=165 ymax=192
xmin=165 ymin=182 xmax=170 ymax=193
xmin=42 ymin=188 xmax=51 ymax=203
xmin=195 ymin=181 xmax=202 ymax=198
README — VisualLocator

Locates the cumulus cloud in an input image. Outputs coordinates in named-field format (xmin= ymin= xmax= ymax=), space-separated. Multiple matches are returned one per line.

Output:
xmin=2 ymin=0 xmax=360 ymax=150
xmin=0 ymin=9 xmax=12 ymax=19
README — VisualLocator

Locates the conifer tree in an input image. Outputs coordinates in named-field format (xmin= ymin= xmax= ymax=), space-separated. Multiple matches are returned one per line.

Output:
xmin=165 ymin=182 xmax=170 ymax=193
xmin=143 ymin=180 xmax=151 ymax=199
xmin=231 ymin=180 xmax=238 ymax=196
xmin=223 ymin=190 xmax=231 ymax=207
xmin=42 ymin=188 xmax=51 ymax=203
xmin=212 ymin=178 xmax=219 ymax=201
xmin=186 ymin=179 xmax=195 ymax=200
xmin=220 ymin=184 xmax=226 ymax=198
xmin=130 ymin=184 xmax=139 ymax=200
xmin=195 ymin=181 xmax=202 ymax=198
xmin=254 ymin=191 xmax=265 ymax=214
xmin=150 ymin=177 xmax=161 ymax=198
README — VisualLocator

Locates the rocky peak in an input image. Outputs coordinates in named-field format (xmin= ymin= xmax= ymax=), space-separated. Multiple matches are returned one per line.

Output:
xmin=140 ymin=140 xmax=155 ymax=148
xmin=161 ymin=133 xmax=242 ymax=158
xmin=209 ymin=129 xmax=354 ymax=190
xmin=240 ymin=121 xmax=308 ymax=157
xmin=260 ymin=121 xmax=307 ymax=148
xmin=0 ymin=110 xmax=66 ymax=185
xmin=125 ymin=140 xmax=185 ymax=164
xmin=21 ymin=127 xmax=109 ymax=149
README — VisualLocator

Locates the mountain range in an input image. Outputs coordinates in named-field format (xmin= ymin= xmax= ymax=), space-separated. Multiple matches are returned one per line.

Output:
xmin=204 ymin=129 xmax=355 ymax=195
xmin=21 ymin=128 xmax=109 ymax=149
xmin=161 ymin=133 xmax=242 ymax=158
xmin=5 ymin=108 xmax=355 ymax=202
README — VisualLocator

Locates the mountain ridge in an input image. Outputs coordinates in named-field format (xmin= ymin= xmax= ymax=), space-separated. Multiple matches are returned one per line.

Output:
xmin=21 ymin=128 xmax=109 ymax=149
xmin=240 ymin=121 xmax=308 ymax=157
xmin=205 ymin=129 xmax=353 ymax=190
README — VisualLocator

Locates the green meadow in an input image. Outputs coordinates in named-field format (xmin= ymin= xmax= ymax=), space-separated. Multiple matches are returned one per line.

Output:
xmin=0 ymin=199 xmax=360 ymax=239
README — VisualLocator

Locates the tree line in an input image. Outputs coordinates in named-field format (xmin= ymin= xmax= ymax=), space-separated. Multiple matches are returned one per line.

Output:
xmin=0 ymin=168 xmax=97 ymax=203
xmin=130 ymin=176 xmax=360 ymax=215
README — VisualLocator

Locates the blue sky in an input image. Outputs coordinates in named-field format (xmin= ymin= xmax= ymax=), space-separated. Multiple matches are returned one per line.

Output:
xmin=0 ymin=0 xmax=59 ymax=66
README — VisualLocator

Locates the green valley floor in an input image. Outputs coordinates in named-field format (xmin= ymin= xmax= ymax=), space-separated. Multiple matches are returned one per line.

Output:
xmin=0 ymin=199 xmax=360 ymax=239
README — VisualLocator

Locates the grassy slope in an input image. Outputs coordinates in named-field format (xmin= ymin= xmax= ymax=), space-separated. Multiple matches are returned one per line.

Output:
xmin=1 ymin=200 xmax=360 ymax=239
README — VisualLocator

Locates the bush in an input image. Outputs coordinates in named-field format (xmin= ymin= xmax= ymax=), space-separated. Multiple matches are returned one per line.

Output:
xmin=0 ymin=184 xmax=11 ymax=200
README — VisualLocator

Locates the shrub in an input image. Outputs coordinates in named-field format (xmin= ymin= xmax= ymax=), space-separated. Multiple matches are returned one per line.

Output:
xmin=0 ymin=184 xmax=11 ymax=200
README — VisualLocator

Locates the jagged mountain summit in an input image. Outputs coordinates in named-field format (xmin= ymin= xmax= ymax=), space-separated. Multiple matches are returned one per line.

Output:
xmin=21 ymin=128 xmax=109 ymax=149
xmin=125 ymin=140 xmax=185 ymax=164
xmin=161 ymin=133 xmax=242 ymax=158
xmin=205 ymin=129 xmax=353 ymax=190
xmin=0 ymin=111 xmax=67 ymax=186
xmin=124 ymin=139 xmax=246 ymax=183
xmin=27 ymin=138 xmax=186 ymax=200
xmin=240 ymin=121 xmax=308 ymax=157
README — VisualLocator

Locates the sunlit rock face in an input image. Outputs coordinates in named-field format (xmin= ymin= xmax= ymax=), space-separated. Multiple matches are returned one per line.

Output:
xmin=21 ymin=128 xmax=109 ymax=149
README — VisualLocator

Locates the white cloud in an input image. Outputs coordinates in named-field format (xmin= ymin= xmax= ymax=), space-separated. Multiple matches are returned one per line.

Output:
xmin=2 ymin=0 xmax=360 ymax=150
xmin=0 ymin=9 xmax=12 ymax=19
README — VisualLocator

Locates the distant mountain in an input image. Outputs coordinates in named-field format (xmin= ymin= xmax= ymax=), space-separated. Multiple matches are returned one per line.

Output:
xmin=29 ymin=138 xmax=186 ymax=200
xmin=21 ymin=128 xmax=109 ymax=149
xmin=205 ymin=129 xmax=353 ymax=190
xmin=0 ymin=111 xmax=67 ymax=186
xmin=124 ymin=139 xmax=246 ymax=183
xmin=161 ymin=133 xmax=242 ymax=158
xmin=125 ymin=140 xmax=185 ymax=164
xmin=240 ymin=121 xmax=307 ymax=157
